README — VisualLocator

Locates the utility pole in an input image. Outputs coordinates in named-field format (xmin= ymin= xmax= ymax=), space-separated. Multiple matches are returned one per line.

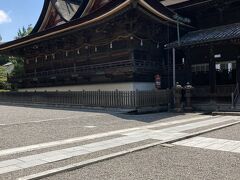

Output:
xmin=172 ymin=14 xmax=191 ymax=87
xmin=172 ymin=48 xmax=176 ymax=87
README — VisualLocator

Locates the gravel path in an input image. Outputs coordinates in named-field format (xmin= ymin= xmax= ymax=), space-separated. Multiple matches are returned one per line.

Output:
xmin=46 ymin=145 xmax=240 ymax=180
xmin=203 ymin=124 xmax=240 ymax=141
xmin=0 ymin=105 xmax=201 ymax=149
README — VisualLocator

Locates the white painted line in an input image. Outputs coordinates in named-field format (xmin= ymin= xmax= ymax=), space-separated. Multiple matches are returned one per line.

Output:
xmin=0 ymin=115 xmax=214 ymax=157
xmin=159 ymin=116 xmax=238 ymax=133
xmin=17 ymin=120 xmax=240 ymax=180
xmin=0 ymin=136 xmax=148 ymax=175
xmin=84 ymin=126 xmax=96 ymax=128
xmin=0 ymin=116 xmax=236 ymax=174
xmin=176 ymin=137 xmax=240 ymax=154
xmin=0 ymin=116 xmax=80 ymax=126
xmin=0 ymin=128 xmax=139 ymax=157
xmin=144 ymin=115 xmax=218 ymax=129
xmin=17 ymin=141 xmax=164 ymax=180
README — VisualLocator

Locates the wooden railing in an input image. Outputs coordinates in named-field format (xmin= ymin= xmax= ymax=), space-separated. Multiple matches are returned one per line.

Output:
xmin=0 ymin=90 xmax=170 ymax=109
xmin=24 ymin=60 xmax=134 ymax=79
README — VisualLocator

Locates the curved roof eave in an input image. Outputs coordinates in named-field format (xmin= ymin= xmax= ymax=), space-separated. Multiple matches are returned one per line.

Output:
xmin=51 ymin=0 xmax=89 ymax=21
xmin=0 ymin=0 xmax=192 ymax=52
xmin=31 ymin=0 xmax=90 ymax=34
xmin=139 ymin=0 xmax=192 ymax=28
xmin=31 ymin=0 xmax=51 ymax=34
xmin=0 ymin=0 xmax=131 ymax=52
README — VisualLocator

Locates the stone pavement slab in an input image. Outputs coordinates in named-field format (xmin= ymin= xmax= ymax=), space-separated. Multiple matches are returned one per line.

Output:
xmin=0 ymin=114 xmax=238 ymax=176
xmin=174 ymin=137 xmax=240 ymax=154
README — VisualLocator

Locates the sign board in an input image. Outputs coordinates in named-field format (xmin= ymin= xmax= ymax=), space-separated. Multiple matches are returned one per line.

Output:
xmin=155 ymin=74 xmax=161 ymax=89
xmin=214 ymin=54 xmax=221 ymax=58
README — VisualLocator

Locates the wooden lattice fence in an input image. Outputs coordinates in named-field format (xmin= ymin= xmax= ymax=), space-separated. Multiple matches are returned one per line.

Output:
xmin=0 ymin=90 xmax=170 ymax=109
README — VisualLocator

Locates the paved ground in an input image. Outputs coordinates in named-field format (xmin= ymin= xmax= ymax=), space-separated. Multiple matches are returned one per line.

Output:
xmin=46 ymin=146 xmax=240 ymax=180
xmin=0 ymin=105 xmax=202 ymax=149
xmin=0 ymin=104 xmax=239 ymax=180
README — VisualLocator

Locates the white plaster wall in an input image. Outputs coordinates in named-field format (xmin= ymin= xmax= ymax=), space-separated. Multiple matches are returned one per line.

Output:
xmin=3 ymin=63 xmax=14 ymax=74
xmin=133 ymin=82 xmax=155 ymax=91
xmin=18 ymin=82 xmax=156 ymax=92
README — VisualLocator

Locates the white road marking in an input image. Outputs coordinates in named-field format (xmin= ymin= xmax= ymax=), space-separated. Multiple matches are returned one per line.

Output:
xmin=0 ymin=136 xmax=149 ymax=174
xmin=0 ymin=114 xmax=104 ymax=126
xmin=159 ymin=116 xmax=237 ymax=132
xmin=84 ymin=126 xmax=96 ymax=128
xmin=0 ymin=119 xmax=240 ymax=175
xmin=174 ymin=137 xmax=240 ymax=153
xmin=0 ymin=115 xmax=238 ymax=175
xmin=0 ymin=130 xmax=187 ymax=175
xmin=0 ymin=116 xmax=79 ymax=126
xmin=0 ymin=115 xmax=215 ymax=157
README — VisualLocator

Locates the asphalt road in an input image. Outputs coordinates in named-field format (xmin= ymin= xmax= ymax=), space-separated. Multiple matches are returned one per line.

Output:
xmin=0 ymin=105 xmax=201 ymax=149
xmin=0 ymin=104 xmax=240 ymax=180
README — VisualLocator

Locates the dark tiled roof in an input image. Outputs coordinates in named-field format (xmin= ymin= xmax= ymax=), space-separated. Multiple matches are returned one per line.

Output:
xmin=167 ymin=23 xmax=240 ymax=48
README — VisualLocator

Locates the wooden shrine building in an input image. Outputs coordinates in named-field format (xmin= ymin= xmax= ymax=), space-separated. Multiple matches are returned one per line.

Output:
xmin=166 ymin=0 xmax=240 ymax=106
xmin=1 ymin=0 xmax=240 ymax=107
xmin=0 ymin=0 xmax=189 ymax=91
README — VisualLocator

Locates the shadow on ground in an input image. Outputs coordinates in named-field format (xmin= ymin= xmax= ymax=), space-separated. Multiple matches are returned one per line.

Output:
xmin=0 ymin=102 xmax=193 ymax=123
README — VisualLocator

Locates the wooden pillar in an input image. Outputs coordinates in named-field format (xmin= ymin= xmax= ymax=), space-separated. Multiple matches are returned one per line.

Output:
xmin=209 ymin=45 xmax=216 ymax=93
xmin=172 ymin=48 xmax=176 ymax=87
xmin=236 ymin=50 xmax=240 ymax=86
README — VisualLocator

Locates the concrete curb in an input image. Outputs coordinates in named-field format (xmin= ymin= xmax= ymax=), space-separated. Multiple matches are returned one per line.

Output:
xmin=18 ymin=120 xmax=240 ymax=180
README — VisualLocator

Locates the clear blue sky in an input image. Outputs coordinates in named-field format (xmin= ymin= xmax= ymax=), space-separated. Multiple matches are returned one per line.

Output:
xmin=0 ymin=0 xmax=44 ymax=42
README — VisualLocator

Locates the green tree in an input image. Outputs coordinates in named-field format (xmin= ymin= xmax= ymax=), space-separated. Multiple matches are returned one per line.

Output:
xmin=10 ymin=24 xmax=33 ymax=79
xmin=9 ymin=56 xmax=24 ymax=78
xmin=0 ymin=55 xmax=9 ymax=66
xmin=15 ymin=24 xmax=33 ymax=39
xmin=0 ymin=25 xmax=33 ymax=89
xmin=0 ymin=35 xmax=9 ymax=66
xmin=0 ymin=66 xmax=8 ymax=89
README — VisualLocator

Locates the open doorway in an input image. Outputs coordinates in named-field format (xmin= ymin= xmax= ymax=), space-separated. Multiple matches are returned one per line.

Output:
xmin=216 ymin=61 xmax=236 ymax=85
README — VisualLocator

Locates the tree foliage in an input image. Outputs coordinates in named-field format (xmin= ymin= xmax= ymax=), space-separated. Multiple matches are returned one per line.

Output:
xmin=15 ymin=24 xmax=33 ymax=39
xmin=0 ymin=66 xmax=8 ymax=89
xmin=0 ymin=55 xmax=9 ymax=66
xmin=11 ymin=24 xmax=33 ymax=78
xmin=9 ymin=56 xmax=25 ymax=78
xmin=0 ymin=25 xmax=33 ymax=89
xmin=0 ymin=35 xmax=8 ymax=66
